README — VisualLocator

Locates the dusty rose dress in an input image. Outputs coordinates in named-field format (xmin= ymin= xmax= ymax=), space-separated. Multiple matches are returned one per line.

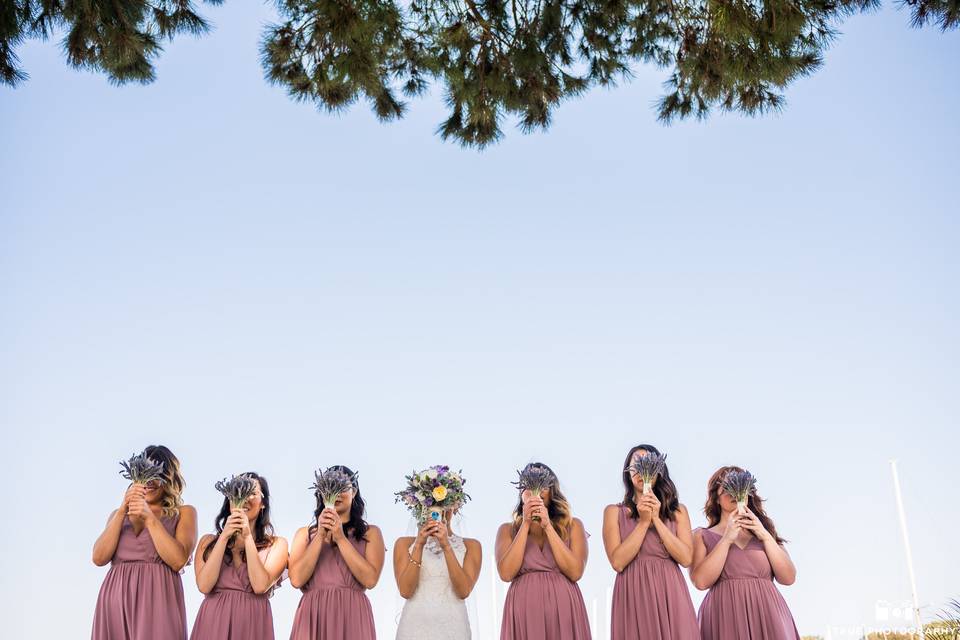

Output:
xmin=697 ymin=528 xmax=800 ymax=640
xmin=190 ymin=546 xmax=278 ymax=640
xmin=289 ymin=532 xmax=376 ymax=640
xmin=500 ymin=531 xmax=592 ymax=640
xmin=91 ymin=515 xmax=188 ymax=640
xmin=610 ymin=505 xmax=699 ymax=639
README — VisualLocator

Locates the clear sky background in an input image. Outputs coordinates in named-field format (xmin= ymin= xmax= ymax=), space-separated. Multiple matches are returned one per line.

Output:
xmin=1 ymin=2 xmax=957 ymax=638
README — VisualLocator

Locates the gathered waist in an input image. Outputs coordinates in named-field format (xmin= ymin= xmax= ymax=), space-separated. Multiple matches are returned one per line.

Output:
xmin=515 ymin=568 xmax=572 ymax=580
xmin=111 ymin=559 xmax=171 ymax=568
xmin=207 ymin=587 xmax=271 ymax=598
xmin=303 ymin=583 xmax=366 ymax=593
xmin=714 ymin=576 xmax=776 ymax=584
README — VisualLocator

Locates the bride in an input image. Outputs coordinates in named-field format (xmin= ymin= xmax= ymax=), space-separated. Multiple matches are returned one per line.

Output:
xmin=393 ymin=505 xmax=482 ymax=639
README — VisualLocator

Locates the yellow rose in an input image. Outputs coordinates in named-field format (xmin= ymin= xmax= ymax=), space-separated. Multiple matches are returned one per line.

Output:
xmin=432 ymin=485 xmax=448 ymax=502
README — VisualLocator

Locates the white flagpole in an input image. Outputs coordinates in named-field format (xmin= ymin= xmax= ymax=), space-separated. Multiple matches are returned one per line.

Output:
xmin=889 ymin=459 xmax=925 ymax=640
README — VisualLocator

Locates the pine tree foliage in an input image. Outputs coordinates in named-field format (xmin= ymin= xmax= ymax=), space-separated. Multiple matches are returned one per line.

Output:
xmin=2 ymin=0 xmax=956 ymax=147
xmin=1 ymin=0 xmax=222 ymax=87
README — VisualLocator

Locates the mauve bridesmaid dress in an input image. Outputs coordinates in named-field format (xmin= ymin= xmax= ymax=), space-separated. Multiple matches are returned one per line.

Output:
xmin=288 ymin=531 xmax=376 ymax=640
xmin=609 ymin=505 xmax=700 ymax=640
xmin=91 ymin=514 xmax=188 ymax=640
xmin=500 ymin=529 xmax=592 ymax=640
xmin=189 ymin=546 xmax=278 ymax=640
xmin=697 ymin=528 xmax=800 ymax=640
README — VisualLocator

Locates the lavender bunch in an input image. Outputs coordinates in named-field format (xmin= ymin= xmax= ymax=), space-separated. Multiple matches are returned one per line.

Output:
xmin=512 ymin=464 xmax=555 ymax=521
xmin=627 ymin=452 xmax=667 ymax=495
xmin=311 ymin=467 xmax=358 ymax=509
xmin=119 ymin=451 xmax=165 ymax=485
xmin=215 ymin=474 xmax=258 ymax=510
xmin=722 ymin=469 xmax=757 ymax=515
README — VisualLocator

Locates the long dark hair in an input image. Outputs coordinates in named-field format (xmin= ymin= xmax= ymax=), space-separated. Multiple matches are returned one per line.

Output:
xmin=308 ymin=465 xmax=369 ymax=542
xmin=202 ymin=471 xmax=275 ymax=564
xmin=704 ymin=466 xmax=786 ymax=545
xmin=621 ymin=444 xmax=680 ymax=521
xmin=511 ymin=462 xmax=574 ymax=542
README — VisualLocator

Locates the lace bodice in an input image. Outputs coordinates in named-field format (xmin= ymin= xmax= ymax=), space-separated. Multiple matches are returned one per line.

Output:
xmin=395 ymin=535 xmax=472 ymax=640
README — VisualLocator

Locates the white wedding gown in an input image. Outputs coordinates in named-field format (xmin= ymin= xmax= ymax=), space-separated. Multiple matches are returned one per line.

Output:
xmin=396 ymin=535 xmax=472 ymax=640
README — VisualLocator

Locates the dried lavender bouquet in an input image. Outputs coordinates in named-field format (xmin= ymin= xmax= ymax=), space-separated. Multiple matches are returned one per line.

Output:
xmin=119 ymin=451 xmax=165 ymax=485
xmin=627 ymin=452 xmax=667 ymax=495
xmin=215 ymin=474 xmax=258 ymax=510
xmin=722 ymin=469 xmax=757 ymax=515
xmin=311 ymin=467 xmax=358 ymax=510
xmin=512 ymin=464 xmax=555 ymax=521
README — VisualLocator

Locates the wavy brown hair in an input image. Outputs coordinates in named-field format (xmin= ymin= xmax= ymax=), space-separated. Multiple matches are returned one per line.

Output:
xmin=704 ymin=466 xmax=786 ymax=545
xmin=622 ymin=444 xmax=680 ymax=521
xmin=144 ymin=445 xmax=185 ymax=518
xmin=512 ymin=462 xmax=574 ymax=543
xmin=202 ymin=472 xmax=276 ymax=564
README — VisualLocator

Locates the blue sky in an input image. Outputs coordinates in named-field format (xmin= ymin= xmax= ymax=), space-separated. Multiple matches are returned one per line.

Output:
xmin=1 ymin=3 xmax=957 ymax=638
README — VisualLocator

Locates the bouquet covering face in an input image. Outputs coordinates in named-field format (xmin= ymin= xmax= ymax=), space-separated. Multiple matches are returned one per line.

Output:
xmin=311 ymin=467 xmax=358 ymax=509
xmin=395 ymin=465 xmax=470 ymax=523
xmin=119 ymin=451 xmax=165 ymax=485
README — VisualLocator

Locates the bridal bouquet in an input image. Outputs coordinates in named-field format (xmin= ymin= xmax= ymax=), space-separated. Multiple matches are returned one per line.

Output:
xmin=395 ymin=465 xmax=470 ymax=523
xmin=119 ymin=451 xmax=165 ymax=485
xmin=626 ymin=451 xmax=667 ymax=495
xmin=215 ymin=473 xmax=258 ymax=510
xmin=722 ymin=469 xmax=757 ymax=515
xmin=311 ymin=467 xmax=358 ymax=509
xmin=512 ymin=463 xmax=555 ymax=521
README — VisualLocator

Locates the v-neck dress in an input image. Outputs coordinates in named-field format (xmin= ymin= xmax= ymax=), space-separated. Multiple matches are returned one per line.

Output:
xmin=91 ymin=515 xmax=188 ymax=640
xmin=697 ymin=528 xmax=800 ymax=640
xmin=500 ymin=529 xmax=592 ymax=640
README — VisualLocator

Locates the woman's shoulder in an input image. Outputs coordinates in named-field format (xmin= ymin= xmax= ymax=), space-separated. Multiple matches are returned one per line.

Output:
xmin=462 ymin=537 xmax=482 ymax=550
xmin=175 ymin=504 xmax=197 ymax=521
xmin=267 ymin=534 xmax=289 ymax=548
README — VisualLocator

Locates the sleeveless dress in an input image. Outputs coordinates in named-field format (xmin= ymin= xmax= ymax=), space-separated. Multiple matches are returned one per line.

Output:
xmin=91 ymin=514 xmax=188 ymax=640
xmin=289 ymin=531 xmax=376 ymax=640
xmin=500 ymin=530 xmax=592 ymax=640
xmin=697 ymin=528 xmax=800 ymax=640
xmin=396 ymin=536 xmax=472 ymax=640
xmin=610 ymin=505 xmax=699 ymax=640
xmin=190 ymin=545 xmax=279 ymax=639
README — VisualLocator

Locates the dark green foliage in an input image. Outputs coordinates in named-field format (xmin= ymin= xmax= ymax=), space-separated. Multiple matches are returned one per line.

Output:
xmin=2 ymin=0 xmax=956 ymax=147
xmin=0 ymin=0 xmax=222 ymax=86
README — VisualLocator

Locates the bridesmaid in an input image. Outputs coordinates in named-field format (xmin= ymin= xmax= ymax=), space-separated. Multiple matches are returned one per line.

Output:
xmin=288 ymin=465 xmax=385 ymax=640
xmin=92 ymin=445 xmax=198 ymax=640
xmin=496 ymin=462 xmax=591 ymax=640
xmin=692 ymin=466 xmax=799 ymax=640
xmin=603 ymin=444 xmax=699 ymax=639
xmin=191 ymin=472 xmax=288 ymax=639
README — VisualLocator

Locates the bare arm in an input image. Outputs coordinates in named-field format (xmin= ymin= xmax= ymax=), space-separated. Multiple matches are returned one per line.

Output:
xmin=92 ymin=509 xmax=126 ymax=566
xmin=288 ymin=526 xmax=326 ymax=589
xmin=691 ymin=528 xmax=732 ymax=590
xmin=543 ymin=517 xmax=588 ymax=582
xmin=651 ymin=504 xmax=694 ymax=567
xmin=739 ymin=510 xmax=796 ymax=585
xmin=93 ymin=486 xmax=143 ymax=566
xmin=245 ymin=535 xmax=289 ymax=594
xmin=602 ymin=504 xmax=651 ymax=573
xmin=495 ymin=522 xmax=529 ymax=582
xmin=436 ymin=524 xmax=482 ymax=599
xmin=393 ymin=536 xmax=424 ymax=599
xmin=194 ymin=535 xmax=226 ymax=594
xmin=134 ymin=500 xmax=197 ymax=572
xmin=334 ymin=525 xmax=384 ymax=590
